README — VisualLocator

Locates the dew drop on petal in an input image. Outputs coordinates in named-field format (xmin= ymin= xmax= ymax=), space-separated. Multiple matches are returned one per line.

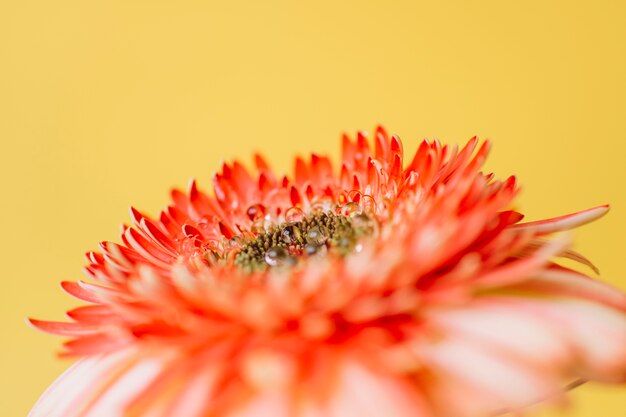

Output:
xmin=351 ymin=213 xmax=369 ymax=225
xmin=304 ymin=243 xmax=327 ymax=256
xmin=336 ymin=236 xmax=354 ymax=251
xmin=265 ymin=246 xmax=294 ymax=267
xmin=181 ymin=237 xmax=198 ymax=254
xmin=306 ymin=226 xmax=329 ymax=246
xmin=229 ymin=236 xmax=244 ymax=248
xmin=196 ymin=221 xmax=212 ymax=235
xmin=310 ymin=203 xmax=324 ymax=214
xmin=311 ymin=196 xmax=334 ymax=213
xmin=362 ymin=195 xmax=377 ymax=214
xmin=246 ymin=204 xmax=266 ymax=221
xmin=351 ymin=213 xmax=377 ymax=235
xmin=285 ymin=207 xmax=305 ymax=223
xmin=251 ymin=218 xmax=266 ymax=233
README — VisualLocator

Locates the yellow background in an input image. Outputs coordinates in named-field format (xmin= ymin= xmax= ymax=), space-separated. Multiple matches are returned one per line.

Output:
xmin=1 ymin=1 xmax=625 ymax=416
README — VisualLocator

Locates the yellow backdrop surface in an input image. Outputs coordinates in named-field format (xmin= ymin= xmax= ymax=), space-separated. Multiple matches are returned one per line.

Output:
xmin=1 ymin=1 xmax=625 ymax=416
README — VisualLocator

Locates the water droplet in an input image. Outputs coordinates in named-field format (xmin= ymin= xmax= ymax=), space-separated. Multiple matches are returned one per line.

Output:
xmin=246 ymin=204 xmax=266 ymax=221
xmin=311 ymin=196 xmax=334 ymax=213
xmin=265 ymin=246 xmax=294 ymax=267
xmin=304 ymin=243 xmax=327 ymax=256
xmin=196 ymin=220 xmax=213 ymax=234
xmin=306 ymin=226 xmax=329 ymax=246
xmin=310 ymin=203 xmax=324 ymax=214
xmin=341 ymin=202 xmax=361 ymax=217
xmin=229 ymin=236 xmax=244 ymax=248
xmin=351 ymin=213 xmax=378 ymax=236
xmin=285 ymin=207 xmax=305 ymax=223
xmin=281 ymin=224 xmax=301 ymax=244
xmin=351 ymin=213 xmax=369 ymax=225
xmin=383 ymin=197 xmax=393 ymax=211
xmin=251 ymin=218 xmax=266 ymax=233
xmin=352 ymin=213 xmax=372 ymax=227
xmin=335 ymin=236 xmax=354 ymax=252
xmin=181 ymin=237 xmax=198 ymax=254
xmin=362 ymin=195 xmax=377 ymax=214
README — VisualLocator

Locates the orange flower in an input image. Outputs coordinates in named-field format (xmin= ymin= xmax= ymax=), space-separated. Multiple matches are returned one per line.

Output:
xmin=30 ymin=128 xmax=626 ymax=417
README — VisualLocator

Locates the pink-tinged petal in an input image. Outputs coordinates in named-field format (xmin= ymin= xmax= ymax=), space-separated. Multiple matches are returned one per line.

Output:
xmin=66 ymin=305 xmax=120 ymax=324
xmin=62 ymin=333 xmax=131 ymax=357
xmin=254 ymin=153 xmax=271 ymax=171
xmin=123 ymin=227 xmax=175 ymax=267
xmin=374 ymin=128 xmax=390 ymax=162
xmin=231 ymin=161 xmax=256 ymax=198
xmin=60 ymin=281 xmax=100 ymax=303
xmin=512 ymin=205 xmax=609 ymax=234
xmin=297 ymin=402 xmax=331 ymax=417
xmin=522 ymin=239 xmax=600 ymax=274
xmin=425 ymin=375 xmax=494 ymax=417
xmin=27 ymin=319 xmax=98 ymax=336
xmin=158 ymin=367 xmax=219 ymax=417
xmin=390 ymin=153 xmax=402 ymax=177
xmin=85 ymin=250 xmax=104 ymax=264
xmin=228 ymin=391 xmax=292 ymax=417
xmin=463 ymin=140 xmax=491 ymax=176
xmin=310 ymin=154 xmax=333 ymax=184
xmin=77 ymin=280 xmax=121 ymax=302
xmin=99 ymin=241 xmax=141 ymax=267
xmin=80 ymin=355 xmax=167 ymax=417
xmin=510 ymin=298 xmax=626 ymax=382
xmin=29 ymin=349 xmax=138 ymax=417
xmin=129 ymin=206 xmax=146 ymax=226
xmin=139 ymin=218 xmax=178 ymax=254
xmin=295 ymin=157 xmax=309 ymax=185
xmin=407 ymin=139 xmax=431 ymax=173
xmin=341 ymin=133 xmax=356 ymax=166
xmin=418 ymin=336 xmax=560 ymax=412
xmin=516 ymin=269 xmax=626 ymax=311
xmin=559 ymin=248 xmax=600 ymax=274
xmin=327 ymin=360 xmax=433 ymax=417
xmin=426 ymin=301 xmax=572 ymax=370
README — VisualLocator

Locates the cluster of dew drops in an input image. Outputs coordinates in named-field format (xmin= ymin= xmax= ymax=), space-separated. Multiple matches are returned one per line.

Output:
xmin=188 ymin=193 xmax=382 ymax=270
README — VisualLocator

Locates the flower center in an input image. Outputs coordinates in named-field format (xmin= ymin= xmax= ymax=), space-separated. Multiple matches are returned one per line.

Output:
xmin=234 ymin=210 xmax=376 ymax=272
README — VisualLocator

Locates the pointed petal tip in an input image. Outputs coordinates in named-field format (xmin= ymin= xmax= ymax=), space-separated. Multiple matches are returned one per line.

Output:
xmin=25 ymin=317 xmax=40 ymax=330
xmin=187 ymin=178 xmax=199 ymax=192
xmin=129 ymin=207 xmax=143 ymax=223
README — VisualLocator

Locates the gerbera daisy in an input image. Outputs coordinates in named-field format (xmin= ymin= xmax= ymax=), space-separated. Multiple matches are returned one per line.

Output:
xmin=29 ymin=127 xmax=626 ymax=417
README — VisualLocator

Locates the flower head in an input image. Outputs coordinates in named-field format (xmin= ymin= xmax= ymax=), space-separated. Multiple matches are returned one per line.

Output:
xmin=30 ymin=127 xmax=626 ymax=417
